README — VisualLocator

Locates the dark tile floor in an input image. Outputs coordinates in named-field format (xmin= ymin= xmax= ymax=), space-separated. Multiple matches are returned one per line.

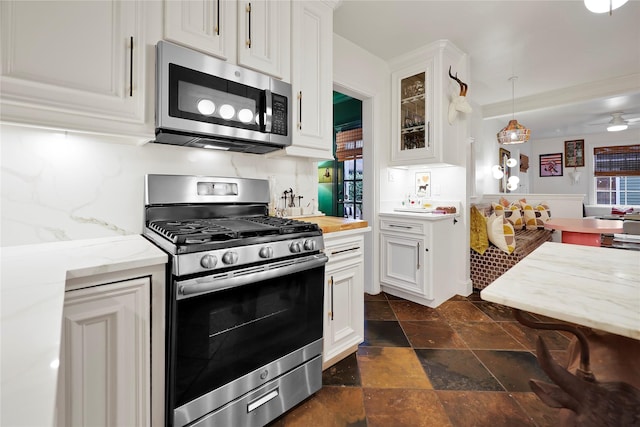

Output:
xmin=270 ymin=291 xmax=572 ymax=427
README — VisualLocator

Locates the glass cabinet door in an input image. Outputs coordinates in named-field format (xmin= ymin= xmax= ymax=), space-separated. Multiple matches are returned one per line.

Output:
xmin=391 ymin=59 xmax=435 ymax=165
xmin=400 ymin=72 xmax=427 ymax=152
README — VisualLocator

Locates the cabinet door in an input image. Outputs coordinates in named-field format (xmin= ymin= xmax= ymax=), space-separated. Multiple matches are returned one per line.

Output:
xmin=56 ymin=278 xmax=150 ymax=427
xmin=380 ymin=232 xmax=430 ymax=298
xmin=237 ymin=0 xmax=290 ymax=80
xmin=288 ymin=1 xmax=332 ymax=159
xmin=0 ymin=0 xmax=156 ymax=139
xmin=164 ymin=0 xmax=235 ymax=60
xmin=324 ymin=261 xmax=364 ymax=365
xmin=390 ymin=59 xmax=435 ymax=165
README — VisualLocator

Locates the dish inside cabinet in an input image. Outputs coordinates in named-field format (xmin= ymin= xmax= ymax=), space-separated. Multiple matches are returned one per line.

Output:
xmin=400 ymin=72 xmax=427 ymax=151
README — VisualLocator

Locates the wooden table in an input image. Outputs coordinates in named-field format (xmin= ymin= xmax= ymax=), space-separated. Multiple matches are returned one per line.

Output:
xmin=481 ymin=241 xmax=640 ymax=339
xmin=544 ymin=217 xmax=623 ymax=247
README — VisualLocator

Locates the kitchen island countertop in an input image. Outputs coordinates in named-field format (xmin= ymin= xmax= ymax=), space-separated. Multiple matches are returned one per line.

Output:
xmin=481 ymin=241 xmax=640 ymax=339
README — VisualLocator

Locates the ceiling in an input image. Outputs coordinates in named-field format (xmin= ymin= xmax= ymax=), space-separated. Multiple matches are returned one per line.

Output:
xmin=333 ymin=0 xmax=640 ymax=139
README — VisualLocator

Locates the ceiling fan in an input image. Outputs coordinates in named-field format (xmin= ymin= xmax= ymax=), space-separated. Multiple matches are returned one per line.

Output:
xmin=592 ymin=112 xmax=640 ymax=132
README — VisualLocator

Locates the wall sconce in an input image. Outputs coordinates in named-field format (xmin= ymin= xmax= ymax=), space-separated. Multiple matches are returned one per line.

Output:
xmin=569 ymin=168 xmax=582 ymax=185
xmin=584 ymin=0 xmax=628 ymax=14
xmin=492 ymin=157 xmax=520 ymax=192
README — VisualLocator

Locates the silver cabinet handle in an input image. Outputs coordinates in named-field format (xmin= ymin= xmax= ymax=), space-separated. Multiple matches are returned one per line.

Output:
xmin=389 ymin=224 xmax=412 ymax=229
xmin=329 ymin=246 xmax=360 ymax=256
xmin=417 ymin=242 xmax=420 ymax=269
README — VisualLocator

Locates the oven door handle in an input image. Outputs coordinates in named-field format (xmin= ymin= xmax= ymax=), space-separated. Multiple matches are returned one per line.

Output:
xmin=176 ymin=253 xmax=328 ymax=299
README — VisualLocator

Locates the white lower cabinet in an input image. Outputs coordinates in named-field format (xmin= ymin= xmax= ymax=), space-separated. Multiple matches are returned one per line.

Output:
xmin=56 ymin=266 xmax=166 ymax=427
xmin=322 ymin=231 xmax=365 ymax=369
xmin=380 ymin=214 xmax=461 ymax=308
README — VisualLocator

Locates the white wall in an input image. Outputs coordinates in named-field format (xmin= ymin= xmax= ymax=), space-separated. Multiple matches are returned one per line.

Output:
xmin=530 ymin=129 xmax=640 ymax=204
xmin=333 ymin=34 xmax=390 ymax=295
xmin=0 ymin=124 xmax=317 ymax=247
xmin=474 ymin=113 xmax=640 ymax=202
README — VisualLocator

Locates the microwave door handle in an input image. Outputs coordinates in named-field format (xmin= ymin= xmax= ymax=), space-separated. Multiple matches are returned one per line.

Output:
xmin=264 ymin=89 xmax=273 ymax=133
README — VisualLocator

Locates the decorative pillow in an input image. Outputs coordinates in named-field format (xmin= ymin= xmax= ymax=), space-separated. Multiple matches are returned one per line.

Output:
xmin=492 ymin=202 xmax=524 ymax=230
xmin=612 ymin=206 xmax=634 ymax=215
xmin=521 ymin=201 xmax=551 ymax=230
xmin=470 ymin=205 xmax=489 ymax=255
xmin=498 ymin=196 xmax=511 ymax=207
xmin=486 ymin=213 xmax=516 ymax=254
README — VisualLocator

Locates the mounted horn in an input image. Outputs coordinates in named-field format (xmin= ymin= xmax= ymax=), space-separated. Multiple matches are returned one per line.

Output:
xmin=448 ymin=66 xmax=468 ymax=96
xmin=447 ymin=66 xmax=472 ymax=124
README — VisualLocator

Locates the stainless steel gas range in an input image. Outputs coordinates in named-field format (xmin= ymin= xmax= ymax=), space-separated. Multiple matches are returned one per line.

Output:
xmin=143 ymin=174 xmax=327 ymax=427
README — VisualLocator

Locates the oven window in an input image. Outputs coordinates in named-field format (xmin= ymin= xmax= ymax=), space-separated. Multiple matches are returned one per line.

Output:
xmin=173 ymin=265 xmax=324 ymax=407
xmin=169 ymin=63 xmax=263 ymax=131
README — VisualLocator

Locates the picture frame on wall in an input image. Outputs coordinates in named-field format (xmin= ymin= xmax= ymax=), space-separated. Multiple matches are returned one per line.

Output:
xmin=415 ymin=172 xmax=431 ymax=197
xmin=564 ymin=139 xmax=585 ymax=167
xmin=540 ymin=153 xmax=563 ymax=177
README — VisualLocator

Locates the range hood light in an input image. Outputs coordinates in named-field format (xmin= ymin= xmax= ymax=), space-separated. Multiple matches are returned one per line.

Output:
xmin=203 ymin=144 xmax=230 ymax=150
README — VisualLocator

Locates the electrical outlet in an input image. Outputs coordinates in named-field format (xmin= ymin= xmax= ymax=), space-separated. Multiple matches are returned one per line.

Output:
xmin=388 ymin=169 xmax=397 ymax=182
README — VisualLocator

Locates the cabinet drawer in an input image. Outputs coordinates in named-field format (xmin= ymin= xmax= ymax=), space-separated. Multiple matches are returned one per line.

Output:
xmin=380 ymin=219 xmax=425 ymax=235
xmin=324 ymin=237 xmax=363 ymax=264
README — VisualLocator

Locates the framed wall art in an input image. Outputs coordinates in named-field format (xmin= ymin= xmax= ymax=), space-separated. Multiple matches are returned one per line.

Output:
xmin=564 ymin=139 xmax=585 ymax=167
xmin=539 ymin=153 xmax=563 ymax=177
xmin=415 ymin=172 xmax=431 ymax=197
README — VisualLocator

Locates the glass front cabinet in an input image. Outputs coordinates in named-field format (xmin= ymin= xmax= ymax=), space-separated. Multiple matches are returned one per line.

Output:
xmin=390 ymin=40 xmax=468 ymax=166
xmin=392 ymin=60 xmax=435 ymax=163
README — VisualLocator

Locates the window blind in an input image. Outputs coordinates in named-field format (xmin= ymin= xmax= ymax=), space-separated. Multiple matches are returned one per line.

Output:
xmin=335 ymin=128 xmax=363 ymax=161
xmin=593 ymin=144 xmax=640 ymax=177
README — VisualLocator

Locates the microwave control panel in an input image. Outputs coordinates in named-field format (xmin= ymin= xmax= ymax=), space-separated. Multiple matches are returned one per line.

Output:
xmin=272 ymin=94 xmax=288 ymax=136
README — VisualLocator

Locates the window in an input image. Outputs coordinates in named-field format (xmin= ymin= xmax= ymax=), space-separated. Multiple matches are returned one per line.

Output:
xmin=594 ymin=144 xmax=640 ymax=205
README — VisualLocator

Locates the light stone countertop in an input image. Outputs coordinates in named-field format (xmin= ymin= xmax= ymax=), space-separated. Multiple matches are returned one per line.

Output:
xmin=481 ymin=242 xmax=640 ymax=340
xmin=1 ymin=235 xmax=167 ymax=427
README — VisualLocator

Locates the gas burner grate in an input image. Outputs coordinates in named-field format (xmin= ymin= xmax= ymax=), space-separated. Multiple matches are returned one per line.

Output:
xmin=244 ymin=216 xmax=318 ymax=234
xmin=149 ymin=219 xmax=238 ymax=244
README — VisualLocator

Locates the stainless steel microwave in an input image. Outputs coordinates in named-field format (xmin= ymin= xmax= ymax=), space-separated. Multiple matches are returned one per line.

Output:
xmin=153 ymin=41 xmax=292 ymax=154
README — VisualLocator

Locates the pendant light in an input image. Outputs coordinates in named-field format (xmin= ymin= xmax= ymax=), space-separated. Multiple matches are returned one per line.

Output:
xmin=497 ymin=76 xmax=531 ymax=145
xmin=584 ymin=0 xmax=628 ymax=14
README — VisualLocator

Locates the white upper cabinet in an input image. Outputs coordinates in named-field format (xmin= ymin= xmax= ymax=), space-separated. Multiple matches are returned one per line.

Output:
xmin=0 ymin=0 xmax=161 ymax=140
xmin=164 ymin=0 xmax=236 ymax=61
xmin=236 ymin=0 xmax=290 ymax=81
xmin=390 ymin=40 xmax=469 ymax=166
xmin=286 ymin=0 xmax=333 ymax=159
xmin=164 ymin=0 xmax=290 ymax=80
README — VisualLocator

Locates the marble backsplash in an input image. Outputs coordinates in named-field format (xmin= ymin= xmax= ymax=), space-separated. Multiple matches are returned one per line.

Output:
xmin=0 ymin=125 xmax=318 ymax=247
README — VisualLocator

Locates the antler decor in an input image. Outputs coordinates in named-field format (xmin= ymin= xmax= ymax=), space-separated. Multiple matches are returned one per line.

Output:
xmin=448 ymin=66 xmax=472 ymax=124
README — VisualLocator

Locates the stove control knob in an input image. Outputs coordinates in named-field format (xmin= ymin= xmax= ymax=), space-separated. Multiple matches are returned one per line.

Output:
xmin=303 ymin=239 xmax=316 ymax=251
xmin=259 ymin=246 xmax=273 ymax=259
xmin=200 ymin=254 xmax=218 ymax=269
xmin=222 ymin=251 xmax=239 ymax=265
xmin=289 ymin=241 xmax=302 ymax=253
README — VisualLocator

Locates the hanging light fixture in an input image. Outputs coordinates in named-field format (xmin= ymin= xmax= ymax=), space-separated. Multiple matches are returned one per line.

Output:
xmin=497 ymin=76 xmax=531 ymax=145
xmin=584 ymin=0 xmax=628 ymax=15
xmin=606 ymin=113 xmax=628 ymax=132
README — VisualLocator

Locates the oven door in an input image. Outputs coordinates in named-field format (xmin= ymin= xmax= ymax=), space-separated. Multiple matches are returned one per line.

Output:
xmin=168 ymin=254 xmax=326 ymax=427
